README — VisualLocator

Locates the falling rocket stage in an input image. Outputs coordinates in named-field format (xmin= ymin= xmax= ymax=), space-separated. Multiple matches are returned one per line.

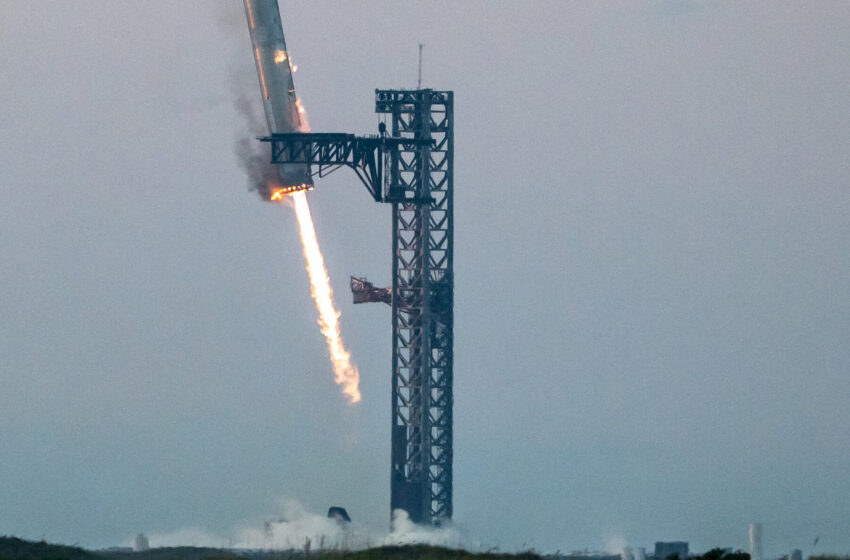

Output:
xmin=244 ymin=0 xmax=360 ymax=403
xmin=244 ymin=0 xmax=455 ymax=526
xmin=244 ymin=0 xmax=312 ymax=198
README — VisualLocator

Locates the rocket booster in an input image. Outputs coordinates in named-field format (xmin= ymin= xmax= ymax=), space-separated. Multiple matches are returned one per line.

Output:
xmin=244 ymin=0 xmax=312 ymax=197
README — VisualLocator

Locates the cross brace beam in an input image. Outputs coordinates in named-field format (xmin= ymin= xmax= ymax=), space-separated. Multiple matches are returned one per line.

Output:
xmin=260 ymin=132 xmax=431 ymax=203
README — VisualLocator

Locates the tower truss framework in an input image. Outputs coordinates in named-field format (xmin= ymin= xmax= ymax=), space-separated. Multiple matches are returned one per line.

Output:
xmin=263 ymin=88 xmax=454 ymax=526
xmin=376 ymin=89 xmax=453 ymax=525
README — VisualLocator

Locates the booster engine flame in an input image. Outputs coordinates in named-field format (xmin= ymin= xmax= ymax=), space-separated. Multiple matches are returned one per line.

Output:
xmin=242 ymin=0 xmax=357 ymax=403
xmin=282 ymin=98 xmax=358 ymax=402
xmin=287 ymin=191 xmax=361 ymax=404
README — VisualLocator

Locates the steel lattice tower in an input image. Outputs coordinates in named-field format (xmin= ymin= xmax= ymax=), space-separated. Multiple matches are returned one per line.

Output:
xmin=262 ymin=88 xmax=454 ymax=526
xmin=375 ymin=89 xmax=453 ymax=525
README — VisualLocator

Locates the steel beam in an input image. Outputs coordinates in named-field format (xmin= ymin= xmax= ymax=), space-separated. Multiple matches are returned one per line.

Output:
xmin=262 ymin=132 xmax=430 ymax=202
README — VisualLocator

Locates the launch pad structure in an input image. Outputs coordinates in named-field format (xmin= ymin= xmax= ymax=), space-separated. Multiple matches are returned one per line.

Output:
xmin=262 ymin=89 xmax=454 ymax=525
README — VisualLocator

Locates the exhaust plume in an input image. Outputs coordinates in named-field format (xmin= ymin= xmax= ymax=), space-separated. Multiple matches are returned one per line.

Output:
xmin=234 ymin=32 xmax=361 ymax=404
xmin=289 ymin=190 xmax=361 ymax=403
xmin=237 ymin=0 xmax=361 ymax=403
xmin=282 ymin=101 xmax=360 ymax=403
xmin=233 ymin=100 xmax=361 ymax=403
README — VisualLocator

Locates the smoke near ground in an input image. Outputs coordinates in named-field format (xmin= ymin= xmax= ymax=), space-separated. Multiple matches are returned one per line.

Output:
xmin=141 ymin=500 xmax=465 ymax=551
xmin=385 ymin=510 xmax=464 ymax=548
xmin=238 ymin=500 xmax=363 ymax=550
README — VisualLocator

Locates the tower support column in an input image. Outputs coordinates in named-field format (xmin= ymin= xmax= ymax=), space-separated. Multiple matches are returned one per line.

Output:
xmin=376 ymin=89 xmax=454 ymax=525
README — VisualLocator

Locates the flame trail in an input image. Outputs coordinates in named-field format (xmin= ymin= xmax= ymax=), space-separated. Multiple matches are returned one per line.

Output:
xmin=243 ymin=1 xmax=358 ymax=403
xmin=287 ymin=190 xmax=361 ymax=404
xmin=286 ymin=99 xmax=359 ymax=403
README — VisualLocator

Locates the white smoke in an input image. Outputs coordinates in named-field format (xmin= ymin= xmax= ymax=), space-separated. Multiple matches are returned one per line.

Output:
xmin=235 ymin=499 xmax=364 ymax=551
xmin=603 ymin=534 xmax=629 ymax=556
xmin=132 ymin=499 xmax=468 ymax=552
xmin=384 ymin=509 xmax=464 ymax=548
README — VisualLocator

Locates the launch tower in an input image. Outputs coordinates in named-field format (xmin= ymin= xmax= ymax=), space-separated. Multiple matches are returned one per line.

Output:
xmin=261 ymin=90 xmax=454 ymax=525
xmin=377 ymin=89 xmax=454 ymax=525
xmin=247 ymin=0 xmax=454 ymax=529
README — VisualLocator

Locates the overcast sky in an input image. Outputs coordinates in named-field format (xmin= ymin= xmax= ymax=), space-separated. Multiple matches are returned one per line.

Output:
xmin=1 ymin=0 xmax=848 ymax=555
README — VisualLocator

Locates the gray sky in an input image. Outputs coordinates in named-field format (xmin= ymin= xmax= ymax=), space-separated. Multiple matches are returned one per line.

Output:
xmin=1 ymin=0 xmax=848 ymax=554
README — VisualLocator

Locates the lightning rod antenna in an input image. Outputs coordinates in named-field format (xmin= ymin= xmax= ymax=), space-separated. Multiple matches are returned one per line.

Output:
xmin=418 ymin=44 xmax=423 ymax=88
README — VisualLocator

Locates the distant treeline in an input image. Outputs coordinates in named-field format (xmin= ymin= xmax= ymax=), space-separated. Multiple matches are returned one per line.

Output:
xmin=0 ymin=538 xmax=539 ymax=560
xmin=1 ymin=537 xmax=846 ymax=560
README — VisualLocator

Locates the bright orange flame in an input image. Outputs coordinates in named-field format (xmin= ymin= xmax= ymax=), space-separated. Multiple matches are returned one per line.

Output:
xmin=287 ymin=191 xmax=361 ymax=403
xmin=294 ymin=98 xmax=310 ymax=131
xmin=264 ymin=57 xmax=355 ymax=401
xmin=271 ymin=183 xmax=312 ymax=201
xmin=274 ymin=50 xmax=287 ymax=64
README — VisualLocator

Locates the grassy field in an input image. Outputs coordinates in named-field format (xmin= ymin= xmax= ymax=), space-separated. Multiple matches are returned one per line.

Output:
xmin=0 ymin=536 xmax=98 ymax=560
xmin=1 ymin=537 xmax=845 ymax=560
xmin=0 ymin=537 xmax=541 ymax=560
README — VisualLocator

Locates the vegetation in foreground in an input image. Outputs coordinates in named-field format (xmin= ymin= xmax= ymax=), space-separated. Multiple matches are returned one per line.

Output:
xmin=0 ymin=537 xmax=537 ymax=560
xmin=1 ymin=537 xmax=846 ymax=560
xmin=0 ymin=536 xmax=96 ymax=560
